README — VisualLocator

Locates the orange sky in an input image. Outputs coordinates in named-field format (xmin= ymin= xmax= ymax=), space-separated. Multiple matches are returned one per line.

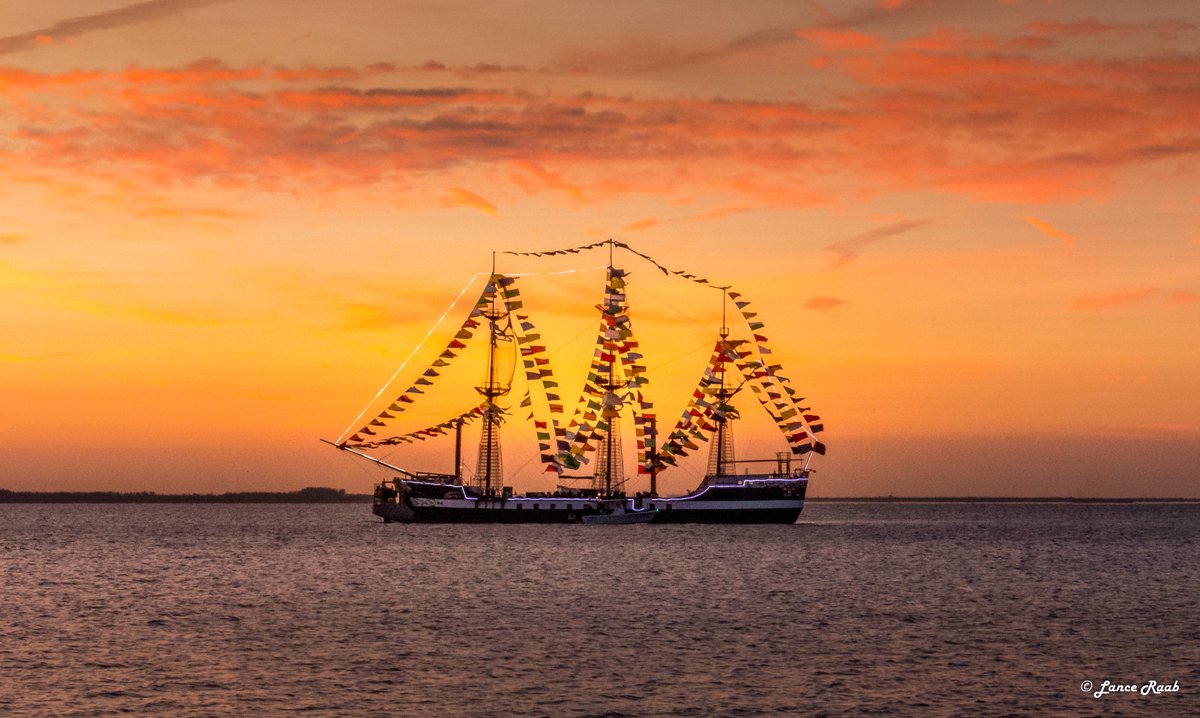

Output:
xmin=2 ymin=0 xmax=1198 ymax=497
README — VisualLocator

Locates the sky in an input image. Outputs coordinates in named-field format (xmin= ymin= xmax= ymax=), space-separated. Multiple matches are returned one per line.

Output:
xmin=2 ymin=0 xmax=1198 ymax=497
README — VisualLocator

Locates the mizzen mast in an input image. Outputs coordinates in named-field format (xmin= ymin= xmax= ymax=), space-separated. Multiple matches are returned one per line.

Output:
xmin=707 ymin=289 xmax=738 ymax=478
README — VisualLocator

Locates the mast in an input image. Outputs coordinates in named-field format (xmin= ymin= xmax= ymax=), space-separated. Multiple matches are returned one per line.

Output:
xmin=487 ymin=252 xmax=495 ymax=494
xmin=454 ymin=417 xmax=463 ymax=482
xmin=485 ymin=294 xmax=496 ymax=494
xmin=648 ymin=415 xmax=659 ymax=497
xmin=599 ymin=359 xmax=626 ymax=495
xmin=708 ymin=288 xmax=736 ymax=478
xmin=717 ymin=290 xmax=727 ymax=477
xmin=607 ymin=244 xmax=614 ymax=494
xmin=606 ymin=359 xmax=614 ymax=494
xmin=592 ymin=243 xmax=627 ymax=497
xmin=475 ymin=257 xmax=511 ymax=496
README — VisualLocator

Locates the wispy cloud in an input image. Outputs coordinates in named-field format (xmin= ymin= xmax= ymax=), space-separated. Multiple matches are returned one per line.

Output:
xmin=443 ymin=187 xmax=498 ymax=215
xmin=340 ymin=303 xmax=406 ymax=332
xmin=2 ymin=258 xmax=232 ymax=326
xmin=1024 ymin=216 xmax=1076 ymax=246
xmin=623 ymin=218 xmax=658 ymax=232
xmin=804 ymin=295 xmax=848 ymax=311
xmin=555 ymin=26 xmax=798 ymax=74
xmin=0 ymin=0 xmax=230 ymax=55
xmin=1165 ymin=290 xmax=1200 ymax=305
xmin=1026 ymin=19 xmax=1195 ymax=39
xmin=825 ymin=219 xmax=933 ymax=268
xmin=796 ymin=28 xmax=884 ymax=51
xmin=1071 ymin=287 xmax=1198 ymax=311
xmin=1 ymin=232 xmax=30 ymax=245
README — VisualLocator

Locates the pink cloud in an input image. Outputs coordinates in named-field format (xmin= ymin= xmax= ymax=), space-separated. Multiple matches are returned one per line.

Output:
xmin=509 ymin=160 xmax=587 ymax=203
xmin=1165 ymin=290 xmax=1199 ymax=305
xmin=1071 ymin=288 xmax=1199 ymax=311
xmin=2 ymin=28 xmax=1197 ymax=210
xmin=123 ymin=59 xmax=262 ymax=86
xmin=1072 ymin=288 xmax=1157 ymax=311
xmin=623 ymin=218 xmax=658 ymax=232
xmin=1024 ymin=216 xmax=1075 ymax=246
xmin=804 ymin=296 xmax=848 ymax=311
xmin=443 ymin=187 xmax=497 ymax=215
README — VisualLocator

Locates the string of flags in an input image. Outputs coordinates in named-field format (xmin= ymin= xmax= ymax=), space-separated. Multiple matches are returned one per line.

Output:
xmin=654 ymin=337 xmax=825 ymax=466
xmin=726 ymin=290 xmax=825 ymax=455
xmin=550 ymin=266 xmax=656 ymax=474
xmin=343 ymin=403 xmax=486 ymax=449
xmin=340 ymin=241 xmax=824 ymax=470
xmin=502 ymin=279 xmax=568 ymax=474
xmin=340 ymin=275 xmax=502 ymax=446
xmin=504 ymin=240 xmax=729 ymax=291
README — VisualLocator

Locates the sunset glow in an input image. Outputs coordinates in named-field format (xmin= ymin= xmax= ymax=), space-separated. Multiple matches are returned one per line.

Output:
xmin=2 ymin=0 xmax=1197 ymax=496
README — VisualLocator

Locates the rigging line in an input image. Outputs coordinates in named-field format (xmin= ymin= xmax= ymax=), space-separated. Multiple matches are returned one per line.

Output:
xmin=645 ymin=341 xmax=711 ymax=374
xmin=633 ymin=279 xmax=716 ymax=333
xmin=507 ymin=265 xmax=608 ymax=277
xmin=610 ymin=241 xmax=730 ymax=292
xmin=336 ymin=272 xmax=487 ymax=445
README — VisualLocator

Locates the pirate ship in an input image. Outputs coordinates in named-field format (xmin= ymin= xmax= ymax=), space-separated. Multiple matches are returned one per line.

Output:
xmin=325 ymin=240 xmax=825 ymax=523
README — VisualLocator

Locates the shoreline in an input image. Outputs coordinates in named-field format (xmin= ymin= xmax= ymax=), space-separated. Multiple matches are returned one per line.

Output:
xmin=2 ymin=489 xmax=1196 ymax=504
xmin=0 ymin=487 xmax=371 ymax=504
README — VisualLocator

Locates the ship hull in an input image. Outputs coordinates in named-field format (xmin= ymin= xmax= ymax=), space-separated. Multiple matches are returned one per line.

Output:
xmin=373 ymin=476 xmax=807 ymax=524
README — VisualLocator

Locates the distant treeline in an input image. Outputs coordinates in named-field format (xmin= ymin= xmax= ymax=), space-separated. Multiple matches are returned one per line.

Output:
xmin=3 ymin=490 xmax=1194 ymax=504
xmin=807 ymin=497 xmax=1200 ymax=503
xmin=0 ymin=487 xmax=372 ymax=504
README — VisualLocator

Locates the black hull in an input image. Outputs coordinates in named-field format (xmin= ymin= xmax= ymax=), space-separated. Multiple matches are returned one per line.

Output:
xmin=373 ymin=476 xmax=807 ymax=525
xmin=645 ymin=506 xmax=803 ymax=524
xmin=379 ymin=505 xmax=595 ymax=523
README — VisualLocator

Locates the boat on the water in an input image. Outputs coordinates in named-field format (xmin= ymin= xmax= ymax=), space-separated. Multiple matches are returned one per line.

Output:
xmin=326 ymin=239 xmax=825 ymax=524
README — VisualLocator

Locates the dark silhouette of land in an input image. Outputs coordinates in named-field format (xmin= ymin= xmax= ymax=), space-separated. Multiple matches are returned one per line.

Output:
xmin=1 ymin=489 xmax=1195 ymax=504
xmin=0 ymin=487 xmax=371 ymax=503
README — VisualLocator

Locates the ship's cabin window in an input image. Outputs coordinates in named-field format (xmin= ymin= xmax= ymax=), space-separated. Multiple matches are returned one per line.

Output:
xmin=533 ymin=504 xmax=539 ymax=510
xmin=549 ymin=504 xmax=555 ymax=510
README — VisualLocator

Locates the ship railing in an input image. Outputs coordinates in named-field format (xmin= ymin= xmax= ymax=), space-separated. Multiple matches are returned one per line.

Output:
xmin=707 ymin=457 xmax=809 ymax=483
xmin=408 ymin=472 xmax=459 ymax=485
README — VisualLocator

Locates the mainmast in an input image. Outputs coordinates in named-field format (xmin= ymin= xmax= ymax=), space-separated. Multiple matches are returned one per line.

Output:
xmin=593 ymin=240 xmax=627 ymax=496
xmin=594 ymin=359 xmax=626 ymax=495
xmin=475 ymin=261 xmax=513 ymax=496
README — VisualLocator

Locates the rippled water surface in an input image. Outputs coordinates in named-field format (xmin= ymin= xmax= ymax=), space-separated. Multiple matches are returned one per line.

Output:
xmin=2 ymin=503 xmax=1198 ymax=717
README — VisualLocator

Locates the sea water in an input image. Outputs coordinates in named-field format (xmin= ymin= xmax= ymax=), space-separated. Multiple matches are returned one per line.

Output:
xmin=2 ymin=502 xmax=1197 ymax=717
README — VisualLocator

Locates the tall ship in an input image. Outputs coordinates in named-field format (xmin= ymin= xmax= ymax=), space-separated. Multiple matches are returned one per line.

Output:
xmin=326 ymin=240 xmax=825 ymax=523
